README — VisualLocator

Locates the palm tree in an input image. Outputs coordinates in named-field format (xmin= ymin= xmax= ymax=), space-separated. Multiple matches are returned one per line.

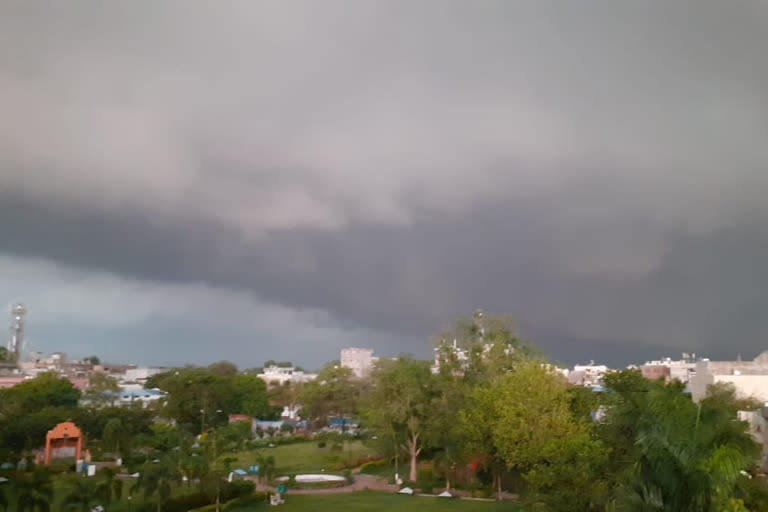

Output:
xmin=13 ymin=469 xmax=53 ymax=512
xmin=97 ymin=467 xmax=123 ymax=505
xmin=252 ymin=452 xmax=276 ymax=486
xmin=603 ymin=372 xmax=759 ymax=511
xmin=59 ymin=476 xmax=101 ymax=512
xmin=132 ymin=459 xmax=179 ymax=512
xmin=0 ymin=482 xmax=8 ymax=512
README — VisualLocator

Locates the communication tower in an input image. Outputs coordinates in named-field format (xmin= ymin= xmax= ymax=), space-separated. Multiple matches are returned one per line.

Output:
xmin=8 ymin=303 xmax=26 ymax=363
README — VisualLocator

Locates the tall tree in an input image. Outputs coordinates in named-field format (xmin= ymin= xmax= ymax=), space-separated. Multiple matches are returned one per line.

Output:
xmin=133 ymin=458 xmax=180 ymax=512
xmin=13 ymin=469 xmax=53 ymax=512
xmin=460 ymin=360 xmax=601 ymax=502
xmin=208 ymin=361 xmax=238 ymax=377
xmin=299 ymin=363 xmax=360 ymax=428
xmin=97 ymin=467 xmax=123 ymax=505
xmin=1 ymin=372 xmax=80 ymax=411
xmin=433 ymin=311 xmax=533 ymax=383
xmin=101 ymin=417 xmax=127 ymax=456
xmin=601 ymin=370 xmax=759 ymax=512
xmin=60 ymin=476 xmax=102 ymax=512
xmin=363 ymin=357 xmax=434 ymax=482
xmin=83 ymin=373 xmax=120 ymax=407
xmin=230 ymin=374 xmax=276 ymax=419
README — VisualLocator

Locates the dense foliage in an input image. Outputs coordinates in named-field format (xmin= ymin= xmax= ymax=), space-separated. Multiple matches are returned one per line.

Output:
xmin=145 ymin=366 xmax=278 ymax=432
xmin=0 ymin=316 xmax=767 ymax=510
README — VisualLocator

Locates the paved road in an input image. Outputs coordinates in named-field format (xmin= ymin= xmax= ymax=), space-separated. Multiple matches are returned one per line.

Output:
xmin=249 ymin=474 xmax=398 ymax=495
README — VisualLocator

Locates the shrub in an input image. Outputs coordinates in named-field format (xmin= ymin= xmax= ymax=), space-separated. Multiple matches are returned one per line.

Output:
xmin=417 ymin=469 xmax=435 ymax=494
xmin=343 ymin=468 xmax=353 ymax=484
xmin=162 ymin=492 xmax=211 ymax=512
xmin=224 ymin=492 xmax=270 ymax=509
xmin=317 ymin=441 xmax=327 ymax=448
xmin=330 ymin=442 xmax=343 ymax=452
xmin=359 ymin=459 xmax=385 ymax=474
xmin=189 ymin=493 xmax=271 ymax=512
xmin=220 ymin=480 xmax=256 ymax=501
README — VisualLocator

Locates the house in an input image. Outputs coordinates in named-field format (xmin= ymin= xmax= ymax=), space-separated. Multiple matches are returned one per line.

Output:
xmin=738 ymin=408 xmax=768 ymax=471
xmin=111 ymin=385 xmax=166 ymax=407
xmin=640 ymin=356 xmax=697 ymax=383
xmin=228 ymin=414 xmax=253 ymax=424
xmin=569 ymin=362 xmax=609 ymax=387
xmin=690 ymin=352 xmax=768 ymax=403
xmin=341 ymin=348 xmax=378 ymax=378
xmin=256 ymin=366 xmax=317 ymax=386
xmin=327 ymin=417 xmax=358 ymax=432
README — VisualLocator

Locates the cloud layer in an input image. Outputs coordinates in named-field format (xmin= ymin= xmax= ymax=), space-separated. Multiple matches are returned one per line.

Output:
xmin=1 ymin=1 xmax=767 ymax=365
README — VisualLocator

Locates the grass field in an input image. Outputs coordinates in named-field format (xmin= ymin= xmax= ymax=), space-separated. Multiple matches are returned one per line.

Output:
xmin=230 ymin=440 xmax=379 ymax=474
xmin=228 ymin=491 xmax=515 ymax=511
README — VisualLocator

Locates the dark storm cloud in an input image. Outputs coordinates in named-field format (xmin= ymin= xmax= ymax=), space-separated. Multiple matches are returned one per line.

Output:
xmin=1 ymin=1 xmax=768 ymax=364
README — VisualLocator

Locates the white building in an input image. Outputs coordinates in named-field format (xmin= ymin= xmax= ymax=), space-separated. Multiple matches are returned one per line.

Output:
xmin=640 ymin=356 xmax=697 ymax=383
xmin=256 ymin=366 xmax=317 ymax=386
xmin=122 ymin=367 xmax=165 ymax=384
xmin=113 ymin=384 xmax=166 ymax=407
xmin=340 ymin=348 xmax=377 ymax=378
xmin=569 ymin=362 xmax=609 ymax=387
xmin=690 ymin=352 xmax=768 ymax=403
xmin=738 ymin=408 xmax=768 ymax=470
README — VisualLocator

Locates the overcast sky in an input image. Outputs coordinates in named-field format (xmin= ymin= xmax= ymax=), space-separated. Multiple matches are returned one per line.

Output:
xmin=1 ymin=1 xmax=767 ymax=368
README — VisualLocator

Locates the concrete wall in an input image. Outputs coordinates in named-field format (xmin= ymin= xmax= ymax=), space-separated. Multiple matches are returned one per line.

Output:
xmin=689 ymin=363 xmax=716 ymax=402
xmin=341 ymin=348 xmax=374 ymax=378
xmin=713 ymin=375 xmax=768 ymax=403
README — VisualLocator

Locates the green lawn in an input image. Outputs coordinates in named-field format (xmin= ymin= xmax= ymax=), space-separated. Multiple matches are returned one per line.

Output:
xmin=228 ymin=491 xmax=515 ymax=511
xmin=229 ymin=441 xmax=379 ymax=474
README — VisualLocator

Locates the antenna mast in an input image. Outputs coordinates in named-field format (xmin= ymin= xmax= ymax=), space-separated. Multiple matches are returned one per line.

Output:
xmin=8 ymin=303 xmax=26 ymax=363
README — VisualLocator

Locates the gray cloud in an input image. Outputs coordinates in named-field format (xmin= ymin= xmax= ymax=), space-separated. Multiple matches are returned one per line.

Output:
xmin=1 ymin=1 xmax=767 ymax=365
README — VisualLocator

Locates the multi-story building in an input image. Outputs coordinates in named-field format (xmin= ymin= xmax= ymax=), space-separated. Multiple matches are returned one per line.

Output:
xmin=340 ymin=348 xmax=377 ymax=378
xmin=689 ymin=352 xmax=768 ymax=403
xmin=639 ymin=356 xmax=697 ymax=384
xmin=256 ymin=365 xmax=317 ymax=386
xmin=568 ymin=362 xmax=609 ymax=387
xmin=121 ymin=366 xmax=166 ymax=384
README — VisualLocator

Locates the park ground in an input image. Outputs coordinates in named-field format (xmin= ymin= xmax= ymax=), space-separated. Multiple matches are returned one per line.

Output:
xmin=229 ymin=439 xmax=378 ymax=474
xmin=227 ymin=491 xmax=514 ymax=511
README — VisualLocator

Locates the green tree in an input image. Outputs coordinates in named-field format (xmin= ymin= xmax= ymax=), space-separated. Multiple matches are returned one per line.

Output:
xmin=0 ymin=482 xmax=7 ymax=512
xmin=0 ymin=407 xmax=70 ymax=453
xmin=101 ymin=417 xmax=127 ymax=456
xmin=2 ymin=372 xmax=80 ymax=411
xmin=133 ymin=458 xmax=180 ymax=512
xmin=208 ymin=361 xmax=238 ymax=377
xmin=230 ymin=374 xmax=276 ymax=419
xmin=251 ymin=450 xmax=276 ymax=485
xmin=13 ymin=469 xmax=53 ymax=512
xmin=430 ymin=362 xmax=472 ymax=490
xmin=83 ymin=373 xmax=120 ymax=407
xmin=601 ymin=370 xmax=759 ymax=511
xmin=461 ymin=360 xmax=600 ymax=502
xmin=363 ymin=357 xmax=434 ymax=483
xmin=85 ymin=356 xmax=101 ymax=365
xmin=149 ymin=368 xmax=232 ymax=433
xmin=433 ymin=311 xmax=533 ymax=383
xmin=299 ymin=363 xmax=360 ymax=429
xmin=97 ymin=467 xmax=123 ymax=505
xmin=72 ymin=405 xmax=153 ymax=450
xmin=60 ymin=476 xmax=102 ymax=512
